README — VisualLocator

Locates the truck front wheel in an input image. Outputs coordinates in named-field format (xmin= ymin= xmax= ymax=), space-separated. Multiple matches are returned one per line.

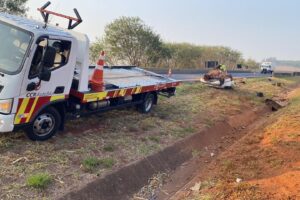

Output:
xmin=25 ymin=107 xmax=61 ymax=141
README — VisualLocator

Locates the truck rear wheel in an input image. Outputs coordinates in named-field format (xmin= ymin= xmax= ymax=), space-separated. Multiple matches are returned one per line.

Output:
xmin=138 ymin=93 xmax=155 ymax=113
xmin=25 ymin=107 xmax=61 ymax=141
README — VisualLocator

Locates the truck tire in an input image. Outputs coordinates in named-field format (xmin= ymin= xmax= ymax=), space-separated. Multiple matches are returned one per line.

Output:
xmin=138 ymin=93 xmax=155 ymax=113
xmin=25 ymin=107 xmax=61 ymax=141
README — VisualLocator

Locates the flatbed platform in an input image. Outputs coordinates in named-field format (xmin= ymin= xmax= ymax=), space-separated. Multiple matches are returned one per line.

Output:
xmin=71 ymin=66 xmax=180 ymax=103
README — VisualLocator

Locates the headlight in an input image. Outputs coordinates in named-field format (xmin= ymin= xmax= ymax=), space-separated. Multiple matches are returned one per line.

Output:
xmin=0 ymin=99 xmax=13 ymax=114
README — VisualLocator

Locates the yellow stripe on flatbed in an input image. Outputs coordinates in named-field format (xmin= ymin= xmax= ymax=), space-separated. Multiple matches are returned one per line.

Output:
xmin=83 ymin=92 xmax=108 ymax=102
xmin=82 ymin=86 xmax=143 ymax=103
xmin=119 ymin=89 xmax=126 ymax=96
xmin=135 ymin=87 xmax=142 ymax=94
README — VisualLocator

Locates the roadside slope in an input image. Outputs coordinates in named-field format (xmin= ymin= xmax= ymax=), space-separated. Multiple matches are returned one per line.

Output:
xmin=174 ymin=87 xmax=300 ymax=200
xmin=0 ymin=77 xmax=298 ymax=199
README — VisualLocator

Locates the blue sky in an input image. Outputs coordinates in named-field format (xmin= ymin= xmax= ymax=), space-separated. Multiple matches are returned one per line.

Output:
xmin=27 ymin=0 xmax=300 ymax=61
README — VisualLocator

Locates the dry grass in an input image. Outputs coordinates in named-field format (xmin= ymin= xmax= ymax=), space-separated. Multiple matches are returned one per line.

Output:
xmin=185 ymin=77 xmax=300 ymax=200
xmin=0 ymin=77 xmax=299 ymax=199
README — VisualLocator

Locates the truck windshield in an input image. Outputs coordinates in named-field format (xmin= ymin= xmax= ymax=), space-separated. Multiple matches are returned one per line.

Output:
xmin=0 ymin=21 xmax=32 ymax=74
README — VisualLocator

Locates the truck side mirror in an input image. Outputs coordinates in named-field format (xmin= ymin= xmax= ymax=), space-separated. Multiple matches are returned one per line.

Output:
xmin=39 ymin=69 xmax=51 ymax=82
xmin=42 ymin=46 xmax=56 ymax=68
xmin=27 ymin=69 xmax=51 ymax=91
xmin=26 ymin=82 xmax=36 ymax=91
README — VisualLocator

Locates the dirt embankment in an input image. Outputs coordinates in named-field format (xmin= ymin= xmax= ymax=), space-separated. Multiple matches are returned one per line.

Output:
xmin=170 ymin=87 xmax=300 ymax=200
xmin=63 ymin=106 xmax=267 ymax=200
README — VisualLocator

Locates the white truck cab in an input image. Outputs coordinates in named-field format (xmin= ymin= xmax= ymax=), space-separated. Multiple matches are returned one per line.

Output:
xmin=0 ymin=13 xmax=78 ymax=132
xmin=0 ymin=3 xmax=180 ymax=141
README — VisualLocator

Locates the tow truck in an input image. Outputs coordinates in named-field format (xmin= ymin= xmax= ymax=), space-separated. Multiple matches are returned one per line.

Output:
xmin=0 ymin=2 xmax=180 ymax=141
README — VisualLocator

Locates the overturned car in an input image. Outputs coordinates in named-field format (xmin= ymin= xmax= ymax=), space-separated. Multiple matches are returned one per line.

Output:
xmin=201 ymin=66 xmax=234 ymax=89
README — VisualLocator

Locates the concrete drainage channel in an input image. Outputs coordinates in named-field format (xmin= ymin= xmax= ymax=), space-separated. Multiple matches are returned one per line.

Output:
xmin=60 ymin=107 xmax=269 ymax=200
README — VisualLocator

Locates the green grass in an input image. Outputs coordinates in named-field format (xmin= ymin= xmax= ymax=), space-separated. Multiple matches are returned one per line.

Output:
xmin=82 ymin=157 xmax=101 ymax=172
xmin=82 ymin=157 xmax=115 ymax=172
xmin=99 ymin=158 xmax=115 ymax=168
xmin=26 ymin=173 xmax=52 ymax=189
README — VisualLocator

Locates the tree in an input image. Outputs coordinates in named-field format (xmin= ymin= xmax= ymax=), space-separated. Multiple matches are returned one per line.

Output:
xmin=89 ymin=38 xmax=105 ymax=63
xmin=161 ymin=43 xmax=243 ymax=69
xmin=0 ymin=0 xmax=28 ymax=16
xmin=162 ymin=43 xmax=202 ymax=69
xmin=242 ymin=59 xmax=259 ymax=70
xmin=103 ymin=16 xmax=166 ymax=66
xmin=90 ymin=16 xmax=253 ymax=69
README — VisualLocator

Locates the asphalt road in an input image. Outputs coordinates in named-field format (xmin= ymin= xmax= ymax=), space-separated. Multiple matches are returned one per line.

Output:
xmin=169 ymin=72 xmax=270 ymax=81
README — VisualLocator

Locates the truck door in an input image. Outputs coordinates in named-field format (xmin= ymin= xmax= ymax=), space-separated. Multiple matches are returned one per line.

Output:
xmin=15 ymin=36 xmax=75 ymax=125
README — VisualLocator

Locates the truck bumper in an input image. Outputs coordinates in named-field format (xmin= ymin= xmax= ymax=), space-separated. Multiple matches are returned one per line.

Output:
xmin=0 ymin=114 xmax=15 ymax=132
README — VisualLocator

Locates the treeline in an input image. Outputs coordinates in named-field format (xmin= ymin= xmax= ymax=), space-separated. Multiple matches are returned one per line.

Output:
xmin=90 ymin=16 xmax=259 ymax=70
xmin=157 ymin=43 xmax=245 ymax=69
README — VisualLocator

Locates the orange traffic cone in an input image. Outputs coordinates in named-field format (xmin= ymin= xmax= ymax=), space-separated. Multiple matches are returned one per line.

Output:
xmin=168 ymin=68 xmax=172 ymax=77
xmin=90 ymin=51 xmax=105 ymax=92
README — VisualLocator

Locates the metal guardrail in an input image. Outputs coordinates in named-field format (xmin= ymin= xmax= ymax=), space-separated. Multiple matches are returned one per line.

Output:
xmin=293 ymin=72 xmax=300 ymax=76
xmin=273 ymin=72 xmax=293 ymax=77
xmin=273 ymin=71 xmax=300 ymax=77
